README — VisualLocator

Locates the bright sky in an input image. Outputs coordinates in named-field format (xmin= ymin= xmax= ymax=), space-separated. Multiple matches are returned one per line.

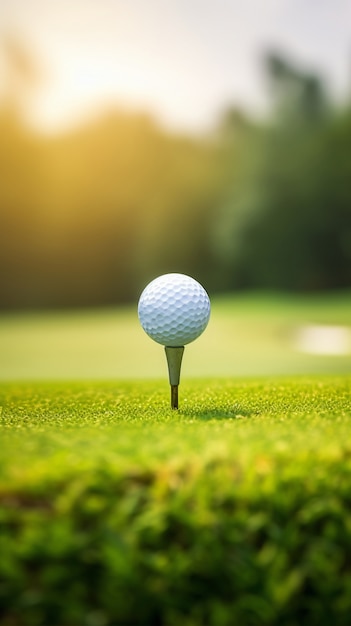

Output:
xmin=1 ymin=0 xmax=351 ymax=133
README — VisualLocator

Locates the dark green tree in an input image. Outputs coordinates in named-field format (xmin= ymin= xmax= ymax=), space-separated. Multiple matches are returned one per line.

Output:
xmin=212 ymin=52 xmax=351 ymax=291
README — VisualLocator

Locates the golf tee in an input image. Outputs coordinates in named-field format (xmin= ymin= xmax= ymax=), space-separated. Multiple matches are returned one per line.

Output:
xmin=164 ymin=346 xmax=184 ymax=409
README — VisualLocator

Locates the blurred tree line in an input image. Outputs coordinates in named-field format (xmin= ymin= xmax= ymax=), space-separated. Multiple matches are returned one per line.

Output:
xmin=0 ymin=39 xmax=350 ymax=310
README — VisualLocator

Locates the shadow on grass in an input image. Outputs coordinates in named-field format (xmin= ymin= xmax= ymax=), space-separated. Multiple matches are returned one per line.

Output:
xmin=179 ymin=405 xmax=253 ymax=421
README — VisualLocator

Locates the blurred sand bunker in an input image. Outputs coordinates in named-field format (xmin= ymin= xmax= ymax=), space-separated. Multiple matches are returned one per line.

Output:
xmin=294 ymin=325 xmax=351 ymax=355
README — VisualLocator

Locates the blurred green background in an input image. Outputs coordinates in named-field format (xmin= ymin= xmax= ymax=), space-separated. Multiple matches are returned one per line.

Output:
xmin=0 ymin=1 xmax=350 ymax=379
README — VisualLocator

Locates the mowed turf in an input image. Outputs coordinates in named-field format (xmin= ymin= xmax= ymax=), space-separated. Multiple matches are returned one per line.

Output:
xmin=1 ymin=377 xmax=351 ymax=486
xmin=1 ymin=376 xmax=351 ymax=625
xmin=1 ymin=290 xmax=351 ymax=380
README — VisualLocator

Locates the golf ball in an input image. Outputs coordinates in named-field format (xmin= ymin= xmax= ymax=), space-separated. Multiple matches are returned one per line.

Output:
xmin=138 ymin=273 xmax=210 ymax=346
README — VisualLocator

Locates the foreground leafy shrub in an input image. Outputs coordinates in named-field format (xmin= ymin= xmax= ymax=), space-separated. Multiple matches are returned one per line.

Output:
xmin=2 ymin=448 xmax=351 ymax=626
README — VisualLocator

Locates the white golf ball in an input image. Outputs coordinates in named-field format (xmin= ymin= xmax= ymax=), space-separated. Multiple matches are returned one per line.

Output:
xmin=138 ymin=273 xmax=210 ymax=346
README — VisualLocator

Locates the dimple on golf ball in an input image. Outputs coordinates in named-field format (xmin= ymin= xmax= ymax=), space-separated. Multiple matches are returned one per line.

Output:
xmin=138 ymin=273 xmax=210 ymax=347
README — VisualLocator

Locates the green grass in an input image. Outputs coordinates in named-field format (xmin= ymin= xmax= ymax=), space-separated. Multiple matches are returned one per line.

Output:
xmin=1 ymin=290 xmax=351 ymax=380
xmin=1 ymin=375 xmax=351 ymax=625
xmin=1 ymin=376 xmax=350 ymax=494
xmin=1 ymin=377 xmax=351 ymax=489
